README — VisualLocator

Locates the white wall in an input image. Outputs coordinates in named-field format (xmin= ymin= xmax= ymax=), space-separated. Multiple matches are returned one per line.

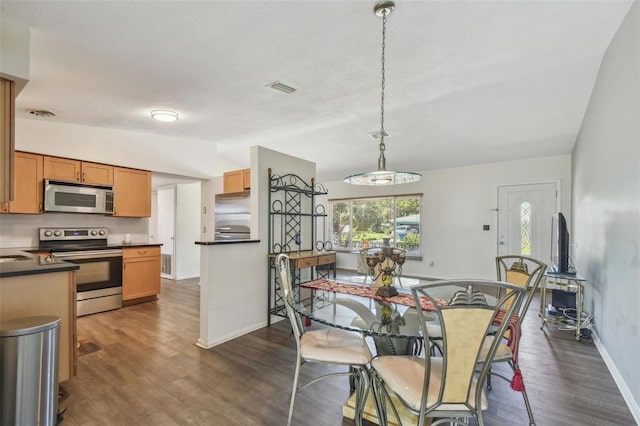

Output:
xmin=175 ymin=182 xmax=201 ymax=279
xmin=197 ymin=146 xmax=315 ymax=348
xmin=200 ymin=176 xmax=221 ymax=241
xmin=323 ymin=154 xmax=572 ymax=280
xmin=15 ymin=119 xmax=218 ymax=179
xmin=0 ymin=17 xmax=30 ymax=91
xmin=572 ymin=2 xmax=640 ymax=420
xmin=0 ymin=212 xmax=148 ymax=248
xmin=149 ymin=191 xmax=158 ymax=243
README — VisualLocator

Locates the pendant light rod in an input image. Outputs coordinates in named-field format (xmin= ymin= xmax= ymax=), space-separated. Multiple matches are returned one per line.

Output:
xmin=343 ymin=1 xmax=421 ymax=186
xmin=377 ymin=3 xmax=389 ymax=172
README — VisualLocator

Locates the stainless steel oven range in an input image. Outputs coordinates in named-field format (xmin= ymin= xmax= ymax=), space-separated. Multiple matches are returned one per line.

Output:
xmin=39 ymin=227 xmax=122 ymax=317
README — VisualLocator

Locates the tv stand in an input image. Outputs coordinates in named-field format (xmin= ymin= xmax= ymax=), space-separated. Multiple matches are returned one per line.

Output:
xmin=539 ymin=271 xmax=588 ymax=340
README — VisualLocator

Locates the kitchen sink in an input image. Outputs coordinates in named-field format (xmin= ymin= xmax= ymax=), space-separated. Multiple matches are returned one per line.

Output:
xmin=0 ymin=254 xmax=32 ymax=263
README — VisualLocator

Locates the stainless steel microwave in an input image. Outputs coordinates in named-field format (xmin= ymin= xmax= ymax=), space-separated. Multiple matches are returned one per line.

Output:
xmin=44 ymin=179 xmax=115 ymax=214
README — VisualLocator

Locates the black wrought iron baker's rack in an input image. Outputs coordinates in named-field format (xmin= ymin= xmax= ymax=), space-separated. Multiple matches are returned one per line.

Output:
xmin=267 ymin=168 xmax=332 ymax=324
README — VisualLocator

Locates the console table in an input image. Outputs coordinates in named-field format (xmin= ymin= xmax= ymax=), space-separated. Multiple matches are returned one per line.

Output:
xmin=539 ymin=272 xmax=588 ymax=340
xmin=267 ymin=251 xmax=336 ymax=324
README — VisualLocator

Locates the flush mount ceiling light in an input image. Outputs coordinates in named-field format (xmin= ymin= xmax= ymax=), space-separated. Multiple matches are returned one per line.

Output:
xmin=344 ymin=1 xmax=421 ymax=186
xmin=150 ymin=110 xmax=179 ymax=122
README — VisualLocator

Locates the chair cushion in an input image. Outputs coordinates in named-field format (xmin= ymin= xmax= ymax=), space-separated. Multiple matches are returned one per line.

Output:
xmin=372 ymin=356 xmax=487 ymax=412
xmin=478 ymin=335 xmax=512 ymax=362
xmin=301 ymin=329 xmax=372 ymax=365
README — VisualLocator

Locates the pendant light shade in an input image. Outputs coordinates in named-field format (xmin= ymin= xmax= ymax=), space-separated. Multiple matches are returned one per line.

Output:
xmin=344 ymin=1 xmax=421 ymax=186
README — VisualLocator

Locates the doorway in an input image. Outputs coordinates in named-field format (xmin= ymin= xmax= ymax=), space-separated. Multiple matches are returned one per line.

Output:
xmin=497 ymin=182 xmax=558 ymax=263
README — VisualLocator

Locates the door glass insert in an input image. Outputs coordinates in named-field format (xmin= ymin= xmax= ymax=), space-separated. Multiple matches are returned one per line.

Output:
xmin=520 ymin=201 xmax=532 ymax=255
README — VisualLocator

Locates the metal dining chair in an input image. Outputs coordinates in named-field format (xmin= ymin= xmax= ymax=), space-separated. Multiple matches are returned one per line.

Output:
xmin=370 ymin=279 xmax=525 ymax=426
xmin=276 ymin=254 xmax=372 ymax=426
xmin=478 ymin=255 xmax=547 ymax=426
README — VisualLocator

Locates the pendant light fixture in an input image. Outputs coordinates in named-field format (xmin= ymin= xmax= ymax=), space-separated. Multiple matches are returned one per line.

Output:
xmin=344 ymin=1 xmax=421 ymax=186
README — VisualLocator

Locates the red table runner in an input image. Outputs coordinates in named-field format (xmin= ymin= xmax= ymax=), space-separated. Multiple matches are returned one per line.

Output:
xmin=300 ymin=279 xmax=448 ymax=311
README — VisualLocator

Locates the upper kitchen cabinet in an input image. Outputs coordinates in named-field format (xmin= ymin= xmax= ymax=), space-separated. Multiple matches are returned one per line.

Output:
xmin=223 ymin=168 xmax=250 ymax=193
xmin=0 ymin=78 xmax=15 ymax=203
xmin=82 ymin=162 xmax=113 ymax=185
xmin=113 ymin=167 xmax=151 ymax=217
xmin=243 ymin=169 xmax=251 ymax=190
xmin=44 ymin=156 xmax=114 ymax=186
xmin=0 ymin=151 xmax=43 ymax=214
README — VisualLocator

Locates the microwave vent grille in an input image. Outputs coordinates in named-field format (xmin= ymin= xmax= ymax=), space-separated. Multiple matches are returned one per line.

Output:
xmin=105 ymin=192 xmax=114 ymax=213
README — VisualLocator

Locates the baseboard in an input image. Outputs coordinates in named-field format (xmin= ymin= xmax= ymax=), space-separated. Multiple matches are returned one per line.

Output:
xmin=269 ymin=315 xmax=286 ymax=325
xmin=175 ymin=274 xmax=200 ymax=280
xmin=195 ymin=320 xmax=268 ymax=349
xmin=592 ymin=330 xmax=640 ymax=424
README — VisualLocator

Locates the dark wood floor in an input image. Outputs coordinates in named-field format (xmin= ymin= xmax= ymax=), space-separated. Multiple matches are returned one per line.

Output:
xmin=60 ymin=274 xmax=636 ymax=426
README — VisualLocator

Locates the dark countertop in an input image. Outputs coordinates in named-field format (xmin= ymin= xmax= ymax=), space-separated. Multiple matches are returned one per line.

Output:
xmin=110 ymin=243 xmax=162 ymax=249
xmin=195 ymin=240 xmax=261 ymax=245
xmin=1 ymin=243 xmax=160 ymax=278
xmin=0 ymin=249 xmax=79 ymax=278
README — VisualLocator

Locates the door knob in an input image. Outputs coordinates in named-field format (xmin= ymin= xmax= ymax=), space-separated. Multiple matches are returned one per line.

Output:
xmin=499 ymin=241 xmax=505 ymax=245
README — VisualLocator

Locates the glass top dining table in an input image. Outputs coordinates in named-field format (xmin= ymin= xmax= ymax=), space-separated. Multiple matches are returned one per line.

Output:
xmin=290 ymin=279 xmax=459 ymax=355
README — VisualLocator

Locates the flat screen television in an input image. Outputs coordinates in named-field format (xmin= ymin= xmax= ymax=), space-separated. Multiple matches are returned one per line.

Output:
xmin=550 ymin=212 xmax=572 ymax=274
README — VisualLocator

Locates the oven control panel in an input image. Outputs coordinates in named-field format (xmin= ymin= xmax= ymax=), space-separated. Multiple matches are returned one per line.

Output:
xmin=40 ymin=227 xmax=109 ymax=241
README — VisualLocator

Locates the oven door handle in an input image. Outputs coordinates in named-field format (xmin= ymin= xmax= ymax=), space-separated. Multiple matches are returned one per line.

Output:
xmin=53 ymin=250 xmax=123 ymax=260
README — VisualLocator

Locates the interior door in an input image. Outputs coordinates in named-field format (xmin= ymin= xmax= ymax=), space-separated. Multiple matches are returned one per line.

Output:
xmin=157 ymin=186 xmax=176 ymax=279
xmin=497 ymin=182 xmax=558 ymax=263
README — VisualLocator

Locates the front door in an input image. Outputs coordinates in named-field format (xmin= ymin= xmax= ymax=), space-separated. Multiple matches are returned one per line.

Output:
xmin=497 ymin=182 xmax=558 ymax=263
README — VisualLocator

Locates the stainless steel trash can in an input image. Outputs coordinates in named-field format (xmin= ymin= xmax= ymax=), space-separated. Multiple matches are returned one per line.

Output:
xmin=0 ymin=316 xmax=61 ymax=426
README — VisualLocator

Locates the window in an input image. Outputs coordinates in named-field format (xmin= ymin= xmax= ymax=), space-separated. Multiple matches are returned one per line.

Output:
xmin=330 ymin=195 xmax=422 ymax=256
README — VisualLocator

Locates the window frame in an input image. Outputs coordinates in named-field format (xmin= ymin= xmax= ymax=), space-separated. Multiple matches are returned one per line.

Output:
xmin=328 ymin=193 xmax=423 ymax=259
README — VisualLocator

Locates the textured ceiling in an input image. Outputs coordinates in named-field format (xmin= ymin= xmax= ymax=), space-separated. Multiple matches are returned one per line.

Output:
xmin=1 ymin=1 xmax=633 ymax=182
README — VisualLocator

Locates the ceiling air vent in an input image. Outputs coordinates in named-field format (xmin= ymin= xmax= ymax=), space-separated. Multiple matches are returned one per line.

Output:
xmin=368 ymin=130 xmax=391 ymax=140
xmin=266 ymin=81 xmax=297 ymax=94
xmin=27 ymin=109 xmax=57 ymax=118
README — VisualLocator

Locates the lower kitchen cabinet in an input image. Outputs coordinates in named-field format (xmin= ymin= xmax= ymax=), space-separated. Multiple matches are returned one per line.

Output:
xmin=122 ymin=246 xmax=161 ymax=303
xmin=0 ymin=270 xmax=76 ymax=382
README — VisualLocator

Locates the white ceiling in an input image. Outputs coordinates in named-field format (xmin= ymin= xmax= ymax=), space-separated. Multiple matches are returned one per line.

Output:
xmin=1 ymin=1 xmax=632 ymax=183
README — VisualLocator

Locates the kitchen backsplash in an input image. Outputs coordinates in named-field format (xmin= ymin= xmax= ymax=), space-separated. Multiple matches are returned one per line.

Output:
xmin=0 ymin=213 xmax=149 ymax=248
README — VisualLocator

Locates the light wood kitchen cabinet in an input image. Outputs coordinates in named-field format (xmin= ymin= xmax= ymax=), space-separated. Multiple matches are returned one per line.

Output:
xmin=113 ymin=167 xmax=151 ymax=217
xmin=0 ymin=78 xmax=15 ymax=203
xmin=242 ymin=168 xmax=251 ymax=190
xmin=223 ymin=169 xmax=243 ymax=193
xmin=122 ymin=246 xmax=161 ymax=302
xmin=0 ymin=270 xmax=77 ymax=382
xmin=80 ymin=161 xmax=113 ymax=185
xmin=44 ymin=156 xmax=114 ymax=186
xmin=223 ymin=168 xmax=250 ymax=193
xmin=0 ymin=152 xmax=44 ymax=214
